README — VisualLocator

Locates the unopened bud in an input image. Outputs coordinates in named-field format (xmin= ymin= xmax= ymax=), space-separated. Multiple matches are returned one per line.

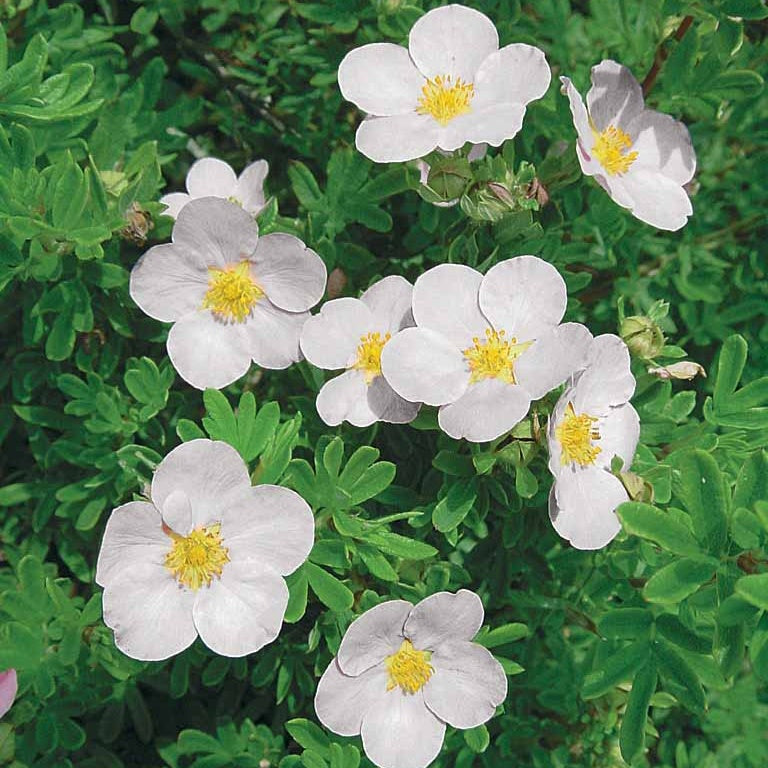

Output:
xmin=620 ymin=315 xmax=665 ymax=360
xmin=648 ymin=361 xmax=706 ymax=381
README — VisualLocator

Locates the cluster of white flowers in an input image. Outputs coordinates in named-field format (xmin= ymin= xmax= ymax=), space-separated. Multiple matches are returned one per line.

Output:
xmin=106 ymin=5 xmax=698 ymax=767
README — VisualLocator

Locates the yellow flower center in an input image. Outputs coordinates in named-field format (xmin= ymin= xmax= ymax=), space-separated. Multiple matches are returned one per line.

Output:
xmin=416 ymin=75 xmax=474 ymax=126
xmin=351 ymin=331 xmax=391 ymax=385
xmin=463 ymin=328 xmax=532 ymax=384
xmin=202 ymin=261 xmax=264 ymax=323
xmin=385 ymin=639 xmax=433 ymax=694
xmin=164 ymin=523 xmax=230 ymax=590
xmin=556 ymin=402 xmax=602 ymax=467
xmin=591 ymin=124 xmax=638 ymax=176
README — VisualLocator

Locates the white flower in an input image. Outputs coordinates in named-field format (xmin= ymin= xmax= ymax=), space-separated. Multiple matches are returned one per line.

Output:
xmin=160 ymin=157 xmax=269 ymax=219
xmin=560 ymin=60 xmax=696 ymax=231
xmin=547 ymin=334 xmax=640 ymax=550
xmin=300 ymin=275 xmax=421 ymax=427
xmin=96 ymin=439 xmax=314 ymax=661
xmin=380 ymin=256 xmax=592 ymax=442
xmin=338 ymin=4 xmax=551 ymax=163
xmin=314 ymin=590 xmax=506 ymax=768
xmin=130 ymin=197 xmax=327 ymax=390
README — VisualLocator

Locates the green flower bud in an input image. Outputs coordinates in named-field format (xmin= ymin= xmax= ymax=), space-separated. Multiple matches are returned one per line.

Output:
xmin=620 ymin=315 xmax=665 ymax=360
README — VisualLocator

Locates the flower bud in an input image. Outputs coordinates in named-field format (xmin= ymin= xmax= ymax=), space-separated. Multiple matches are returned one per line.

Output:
xmin=620 ymin=315 xmax=665 ymax=360
xmin=648 ymin=361 xmax=706 ymax=380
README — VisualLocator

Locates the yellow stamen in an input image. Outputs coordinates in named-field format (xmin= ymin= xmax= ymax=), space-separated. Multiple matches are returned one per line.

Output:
xmin=416 ymin=75 xmax=474 ymax=126
xmin=385 ymin=639 xmax=433 ymax=694
xmin=202 ymin=261 xmax=264 ymax=323
xmin=164 ymin=523 xmax=230 ymax=590
xmin=462 ymin=328 xmax=532 ymax=384
xmin=351 ymin=331 xmax=391 ymax=385
xmin=591 ymin=124 xmax=638 ymax=176
xmin=556 ymin=402 xmax=602 ymax=467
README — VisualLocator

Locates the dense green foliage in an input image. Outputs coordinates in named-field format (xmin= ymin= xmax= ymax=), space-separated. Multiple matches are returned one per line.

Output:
xmin=1 ymin=1 xmax=767 ymax=767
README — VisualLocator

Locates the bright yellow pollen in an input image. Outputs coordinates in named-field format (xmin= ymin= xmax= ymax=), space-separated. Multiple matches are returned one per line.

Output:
xmin=556 ymin=402 xmax=602 ymax=467
xmin=416 ymin=75 xmax=474 ymax=126
xmin=591 ymin=124 xmax=638 ymax=176
xmin=463 ymin=328 xmax=532 ymax=384
xmin=164 ymin=523 xmax=230 ymax=590
xmin=202 ymin=261 xmax=264 ymax=323
xmin=385 ymin=640 xmax=433 ymax=694
xmin=351 ymin=331 xmax=391 ymax=385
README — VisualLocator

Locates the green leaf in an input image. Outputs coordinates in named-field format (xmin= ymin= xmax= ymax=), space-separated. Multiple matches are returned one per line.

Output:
xmin=284 ymin=567 xmax=309 ymax=623
xmin=305 ymin=562 xmax=353 ymax=612
xmin=617 ymin=502 xmax=703 ymax=557
xmin=285 ymin=719 xmax=330 ymax=757
xmin=671 ymin=450 xmax=728 ymax=554
xmin=477 ymin=622 xmax=529 ymax=647
xmin=643 ymin=559 xmax=714 ymax=603
xmin=433 ymin=480 xmax=477 ymax=532
xmin=366 ymin=531 xmax=437 ymax=560
xmin=598 ymin=608 xmax=653 ymax=639
xmin=735 ymin=573 xmax=768 ymax=610
xmin=653 ymin=638 xmax=705 ymax=713
xmin=619 ymin=658 xmax=657 ymax=763
xmin=733 ymin=450 xmax=768 ymax=509
xmin=463 ymin=724 xmax=490 ymax=753
xmin=582 ymin=639 xmax=650 ymax=699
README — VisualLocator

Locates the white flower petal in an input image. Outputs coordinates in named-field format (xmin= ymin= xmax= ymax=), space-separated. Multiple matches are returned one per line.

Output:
xmin=234 ymin=159 xmax=269 ymax=214
xmin=192 ymin=560 xmax=288 ymax=657
xmin=380 ymin=327 xmax=469 ymax=407
xmin=368 ymin=375 xmax=421 ymax=425
xmin=129 ymin=243 xmax=209 ymax=323
xmin=361 ymin=689 xmax=446 ymax=768
xmin=473 ymin=43 xmax=551 ymax=109
xmin=159 ymin=192 xmax=192 ymax=219
xmin=628 ymin=110 xmax=696 ymax=185
xmin=360 ymin=275 xmax=414 ymax=333
xmin=161 ymin=489 xmax=193 ymax=535
xmin=551 ymin=466 xmax=627 ymax=550
xmin=300 ymin=298 xmax=374 ymax=370
xmin=597 ymin=403 xmax=640 ymax=471
xmin=252 ymin=233 xmax=326 ymax=312
xmin=438 ymin=378 xmax=531 ymax=442
xmin=101 ymin=562 xmax=197 ymax=661
xmin=338 ymin=43 xmax=425 ymax=116
xmin=560 ymin=76 xmax=603 ymax=177
xmin=412 ymin=263 xmax=486 ymax=348
xmin=151 ymin=439 xmax=251 ymax=528
xmin=573 ymin=334 xmax=635 ymax=413
xmin=479 ymin=256 xmax=567 ymax=342
xmin=316 ymin=370 xmax=378 ymax=428
xmin=424 ymin=640 xmax=507 ymax=728
xmin=185 ymin=157 xmax=238 ymax=198
xmin=166 ymin=311 xmax=252 ymax=389
xmin=173 ymin=197 xmax=260 ymax=267
xmin=222 ymin=485 xmax=314 ymax=576
xmin=337 ymin=600 xmax=413 ymax=676
xmin=245 ymin=300 xmax=306 ymax=369
xmin=438 ymin=103 xmax=526 ymax=150
xmin=586 ymin=59 xmax=644 ymax=132
xmin=95 ymin=501 xmax=167 ymax=587
xmin=408 ymin=4 xmax=498 ymax=82
xmin=515 ymin=323 xmax=593 ymax=401
xmin=613 ymin=167 xmax=693 ymax=231
xmin=356 ymin=113 xmax=440 ymax=163
xmin=405 ymin=590 xmax=484 ymax=649
xmin=315 ymin=660 xmax=389 ymax=737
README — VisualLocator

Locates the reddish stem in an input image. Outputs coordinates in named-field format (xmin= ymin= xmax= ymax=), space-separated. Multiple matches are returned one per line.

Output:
xmin=641 ymin=15 xmax=695 ymax=96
